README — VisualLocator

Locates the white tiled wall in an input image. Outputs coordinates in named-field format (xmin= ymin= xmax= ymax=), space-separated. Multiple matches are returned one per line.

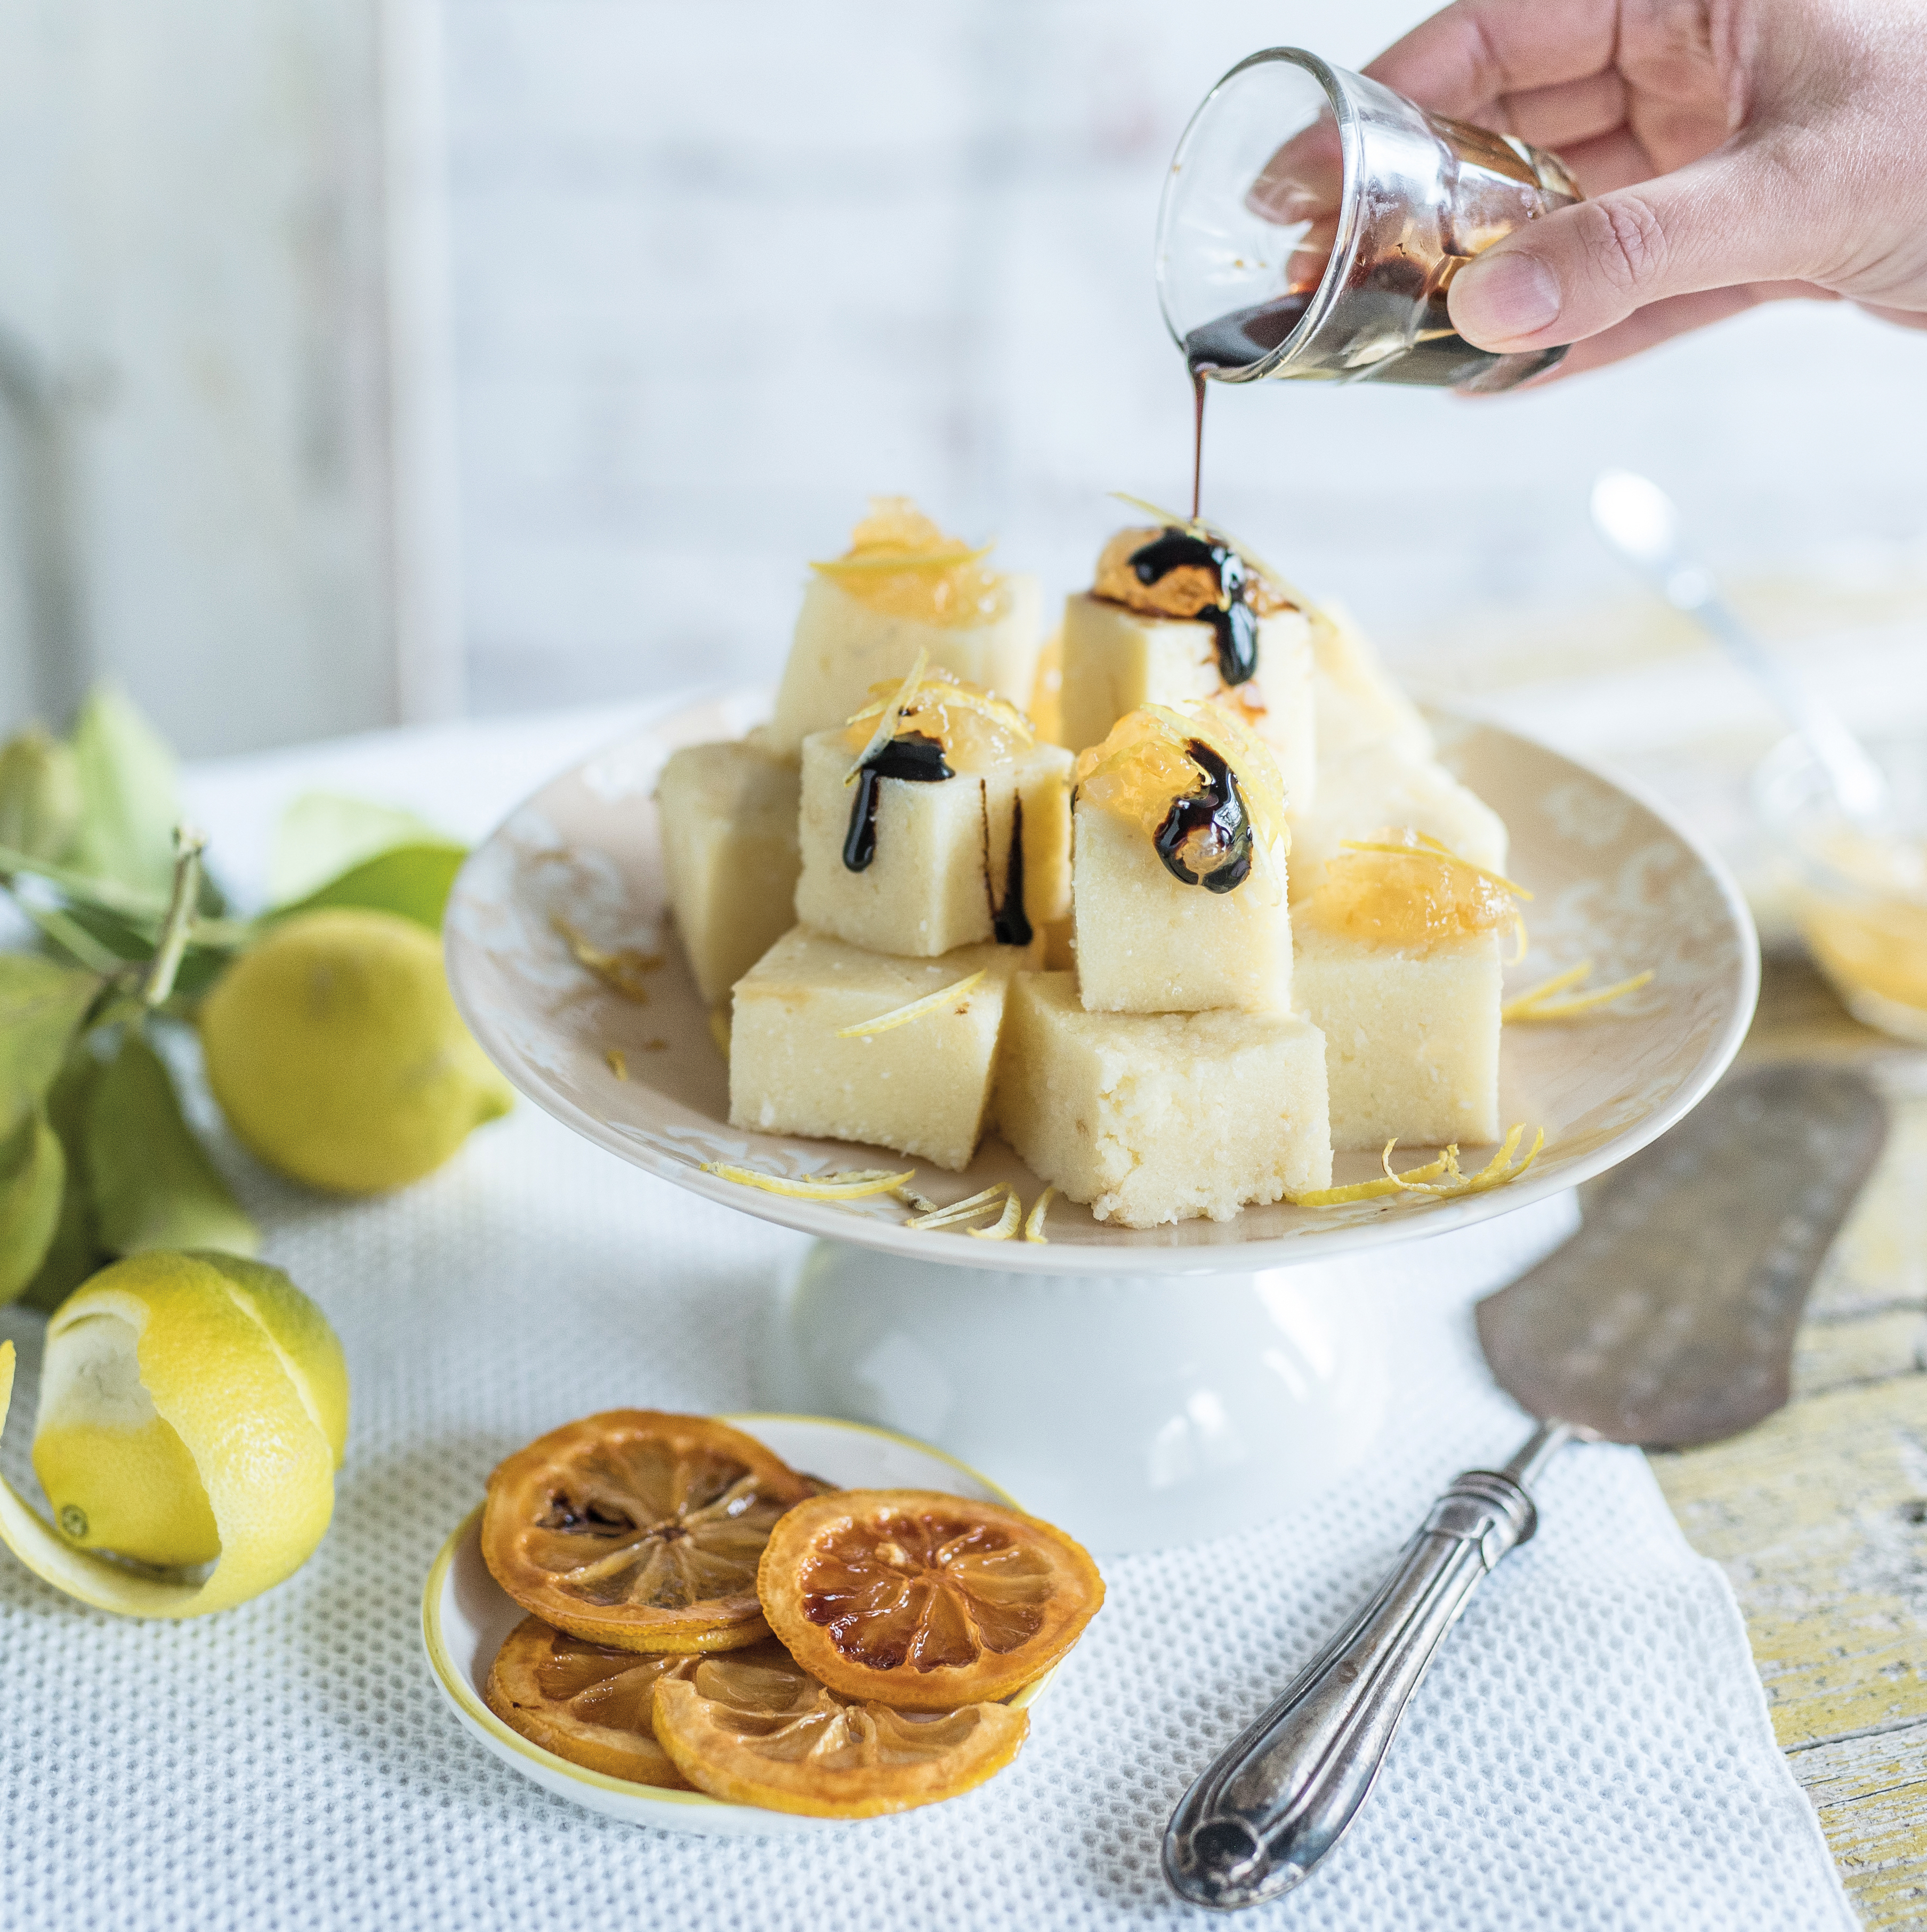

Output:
xmin=445 ymin=0 xmax=1927 ymax=717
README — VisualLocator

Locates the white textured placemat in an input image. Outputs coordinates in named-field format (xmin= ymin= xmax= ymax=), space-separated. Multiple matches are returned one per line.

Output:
xmin=0 ymin=714 xmax=1855 ymax=1931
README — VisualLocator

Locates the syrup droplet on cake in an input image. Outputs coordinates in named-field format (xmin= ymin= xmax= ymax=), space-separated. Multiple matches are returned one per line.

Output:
xmin=1126 ymin=530 xmax=1260 ymax=686
xmin=842 ymin=732 xmax=953 ymax=872
xmin=1152 ymin=740 xmax=1254 ymax=893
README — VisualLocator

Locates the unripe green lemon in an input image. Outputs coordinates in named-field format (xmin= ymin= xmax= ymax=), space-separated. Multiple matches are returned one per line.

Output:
xmin=200 ymin=908 xmax=512 ymax=1195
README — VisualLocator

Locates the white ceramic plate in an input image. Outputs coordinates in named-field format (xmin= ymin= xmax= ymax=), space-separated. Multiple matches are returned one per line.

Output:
xmin=445 ymin=688 xmax=1757 ymax=1275
xmin=420 ymin=1414 xmax=1045 ymax=1837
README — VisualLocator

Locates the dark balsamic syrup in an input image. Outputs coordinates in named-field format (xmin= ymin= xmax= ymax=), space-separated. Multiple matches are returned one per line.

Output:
xmin=1126 ymin=530 xmax=1259 ymax=686
xmin=990 ymin=795 xmax=1031 ymax=947
xmin=842 ymin=731 xmax=952 ymax=871
xmin=1182 ymin=293 xmax=1313 ymax=379
xmin=1153 ymin=740 xmax=1253 ymax=894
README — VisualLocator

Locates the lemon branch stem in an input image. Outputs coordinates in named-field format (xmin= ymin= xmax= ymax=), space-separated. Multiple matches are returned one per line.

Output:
xmin=141 ymin=826 xmax=206 ymax=1008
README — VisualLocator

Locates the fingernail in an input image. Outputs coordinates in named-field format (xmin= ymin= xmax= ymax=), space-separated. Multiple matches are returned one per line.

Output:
xmin=1452 ymin=252 xmax=1562 ymax=346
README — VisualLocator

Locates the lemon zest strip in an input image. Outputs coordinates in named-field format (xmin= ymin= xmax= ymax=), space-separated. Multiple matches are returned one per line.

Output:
xmin=1287 ymin=1146 xmax=1457 ymax=1207
xmin=1338 ymin=842 xmax=1534 ymax=902
xmin=1505 ymin=960 xmax=1593 ymax=1012
xmin=894 ymin=1182 xmax=942 ymax=1215
xmin=552 ymin=916 xmax=663 ymax=1001
xmin=834 ymin=971 xmax=986 ymax=1039
xmin=844 ymin=645 xmax=930 ymax=787
xmin=968 ymin=1191 xmax=1023 ymax=1241
xmin=1507 ymin=911 xmax=1530 ymax=968
xmin=906 ymin=1183 xmax=1009 ymax=1231
xmin=701 ymin=1163 xmax=915 ymax=1201
xmin=1505 ymin=967 xmax=1656 ymax=1022
xmin=1023 ymin=1185 xmax=1057 ymax=1243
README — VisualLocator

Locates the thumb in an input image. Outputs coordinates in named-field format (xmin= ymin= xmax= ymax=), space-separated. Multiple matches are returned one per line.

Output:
xmin=1447 ymin=147 xmax=1811 ymax=353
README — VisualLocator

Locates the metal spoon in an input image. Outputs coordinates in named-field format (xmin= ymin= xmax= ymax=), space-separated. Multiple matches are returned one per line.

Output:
xmin=1163 ymin=1062 xmax=1887 ymax=1911
xmin=1589 ymin=468 xmax=1891 ymax=826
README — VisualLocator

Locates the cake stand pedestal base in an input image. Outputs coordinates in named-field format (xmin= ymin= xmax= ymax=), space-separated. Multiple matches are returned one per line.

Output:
xmin=757 ymin=1241 xmax=1390 ymax=1553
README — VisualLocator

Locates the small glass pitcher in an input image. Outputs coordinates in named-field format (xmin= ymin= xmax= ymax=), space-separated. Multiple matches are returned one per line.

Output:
xmin=1157 ymin=48 xmax=1581 ymax=393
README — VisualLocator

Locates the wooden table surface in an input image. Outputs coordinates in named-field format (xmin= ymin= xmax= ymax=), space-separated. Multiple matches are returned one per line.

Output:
xmin=1647 ymin=954 xmax=1927 ymax=1930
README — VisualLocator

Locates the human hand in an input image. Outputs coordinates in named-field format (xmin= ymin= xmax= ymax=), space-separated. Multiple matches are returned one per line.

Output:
xmin=1366 ymin=0 xmax=1927 ymax=378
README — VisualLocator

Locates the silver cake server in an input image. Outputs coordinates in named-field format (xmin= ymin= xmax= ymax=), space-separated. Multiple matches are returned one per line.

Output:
xmin=1164 ymin=1062 xmax=1886 ymax=1911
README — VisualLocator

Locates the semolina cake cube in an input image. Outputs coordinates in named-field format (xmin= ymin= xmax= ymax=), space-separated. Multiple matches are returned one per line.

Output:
xmin=1071 ymin=795 xmax=1291 ymax=1014
xmin=996 ymin=973 xmax=1332 ymax=1227
xmin=656 ymin=741 xmax=802 ymax=1007
xmin=1307 ymin=599 xmax=1433 ymax=765
xmin=767 ymin=574 xmax=1043 ymax=756
xmin=1287 ymin=742 xmax=1509 ymax=904
xmin=794 ymin=730 xmax=1072 ymax=958
xmin=729 ymin=927 xmax=1041 ymax=1170
xmin=1058 ymin=594 xmax=1314 ymax=810
xmin=1291 ymin=925 xmax=1502 ymax=1149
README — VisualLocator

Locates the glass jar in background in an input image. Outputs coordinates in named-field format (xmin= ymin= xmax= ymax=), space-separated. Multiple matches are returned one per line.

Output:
xmin=1754 ymin=732 xmax=1927 ymax=1043
xmin=1157 ymin=48 xmax=1581 ymax=394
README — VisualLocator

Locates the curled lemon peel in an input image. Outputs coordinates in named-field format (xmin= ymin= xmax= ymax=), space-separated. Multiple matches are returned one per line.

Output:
xmin=1023 ymin=1186 xmax=1057 ymax=1243
xmin=1504 ymin=961 xmax=1656 ymax=1022
xmin=0 ymin=1256 xmax=342 ymax=1619
xmin=833 ymin=971 xmax=986 ymax=1039
xmin=701 ymin=1163 xmax=915 ymax=1201
xmin=967 ymin=1191 xmax=1023 ymax=1241
xmin=905 ymin=1183 xmax=1010 ymax=1231
xmin=843 ymin=646 xmax=930 ymax=787
xmin=1288 ymin=1127 xmax=1545 ymax=1208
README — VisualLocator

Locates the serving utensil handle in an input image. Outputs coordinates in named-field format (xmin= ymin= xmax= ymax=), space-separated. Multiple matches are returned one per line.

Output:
xmin=1162 ymin=1424 xmax=1567 ymax=1911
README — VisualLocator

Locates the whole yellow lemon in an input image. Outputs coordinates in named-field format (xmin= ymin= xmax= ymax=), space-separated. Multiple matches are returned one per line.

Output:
xmin=200 ymin=908 xmax=513 ymax=1195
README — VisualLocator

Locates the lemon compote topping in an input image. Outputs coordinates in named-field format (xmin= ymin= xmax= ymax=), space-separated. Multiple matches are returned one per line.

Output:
xmin=810 ymin=498 xmax=1010 ymax=627
xmin=1075 ymin=701 xmax=1287 ymax=899
xmin=1302 ymin=828 xmax=1527 ymax=949
xmin=840 ymin=665 xmax=1034 ymax=775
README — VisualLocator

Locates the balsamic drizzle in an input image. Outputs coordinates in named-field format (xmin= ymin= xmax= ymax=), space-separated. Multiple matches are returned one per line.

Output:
xmin=1126 ymin=530 xmax=1259 ymax=686
xmin=842 ymin=731 xmax=952 ymax=871
xmin=990 ymin=794 xmax=1031 ymax=947
xmin=1153 ymin=740 xmax=1254 ymax=894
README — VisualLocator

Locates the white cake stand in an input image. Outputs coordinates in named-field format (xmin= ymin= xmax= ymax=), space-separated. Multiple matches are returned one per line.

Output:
xmin=445 ymin=688 xmax=1757 ymax=1551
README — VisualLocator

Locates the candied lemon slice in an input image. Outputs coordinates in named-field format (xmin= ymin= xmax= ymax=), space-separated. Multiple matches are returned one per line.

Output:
xmin=482 ymin=1411 xmax=812 ymax=1653
xmin=485 ymin=1614 xmax=696 ymax=1788
xmin=808 ymin=498 xmax=1009 ymax=627
xmin=757 ymin=1489 xmax=1104 ymax=1710
xmin=651 ymin=1642 xmax=1028 ymax=1818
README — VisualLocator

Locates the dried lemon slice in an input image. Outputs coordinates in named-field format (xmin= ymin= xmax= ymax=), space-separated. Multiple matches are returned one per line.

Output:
xmin=482 ymin=1411 xmax=811 ymax=1653
xmin=651 ymin=1641 xmax=1027 ymax=1818
xmin=757 ymin=1489 xmax=1104 ymax=1710
xmin=484 ymin=1615 xmax=696 ymax=1788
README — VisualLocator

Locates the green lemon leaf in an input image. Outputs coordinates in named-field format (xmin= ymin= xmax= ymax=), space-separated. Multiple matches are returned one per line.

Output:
xmin=0 ymin=726 xmax=83 ymax=864
xmin=0 ymin=1108 xmax=64 ymax=1304
xmin=85 ymin=1029 xmax=259 ymax=1259
xmin=69 ymin=683 xmax=183 ymax=899
xmin=271 ymin=840 xmax=467 ymax=932
xmin=0 ymin=953 xmax=102 ymax=1137
xmin=269 ymin=793 xmax=450 ymax=906
xmin=18 ymin=1048 xmax=106 ymax=1312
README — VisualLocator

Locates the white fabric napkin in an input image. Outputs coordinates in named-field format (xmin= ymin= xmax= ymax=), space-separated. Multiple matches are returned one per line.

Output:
xmin=0 ymin=712 xmax=1853 ymax=1932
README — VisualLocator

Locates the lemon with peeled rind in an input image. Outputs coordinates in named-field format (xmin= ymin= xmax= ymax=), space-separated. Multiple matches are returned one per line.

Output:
xmin=0 ymin=1250 xmax=346 ymax=1616
xmin=200 ymin=907 xmax=513 ymax=1195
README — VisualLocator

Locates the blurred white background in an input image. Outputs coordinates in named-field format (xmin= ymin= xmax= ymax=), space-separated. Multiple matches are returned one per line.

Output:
xmin=3 ymin=0 xmax=1924 ymax=768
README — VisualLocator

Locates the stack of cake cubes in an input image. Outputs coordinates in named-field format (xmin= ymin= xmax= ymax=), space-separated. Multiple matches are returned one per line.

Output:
xmin=654 ymin=500 xmax=1513 ymax=1229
